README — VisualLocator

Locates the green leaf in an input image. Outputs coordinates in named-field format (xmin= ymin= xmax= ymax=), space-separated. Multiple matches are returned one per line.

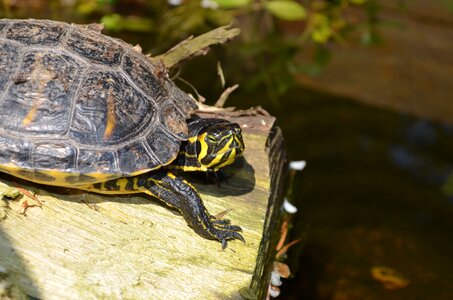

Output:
xmin=214 ymin=0 xmax=251 ymax=9
xmin=100 ymin=14 xmax=122 ymax=31
xmin=349 ymin=0 xmax=367 ymax=5
xmin=265 ymin=0 xmax=307 ymax=21
xmin=442 ymin=0 xmax=453 ymax=11
xmin=101 ymin=14 xmax=153 ymax=32
xmin=311 ymin=25 xmax=332 ymax=43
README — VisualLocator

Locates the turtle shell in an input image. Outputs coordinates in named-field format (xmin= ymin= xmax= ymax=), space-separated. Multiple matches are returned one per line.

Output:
xmin=0 ymin=19 xmax=198 ymax=185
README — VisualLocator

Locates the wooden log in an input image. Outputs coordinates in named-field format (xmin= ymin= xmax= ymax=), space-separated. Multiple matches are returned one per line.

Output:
xmin=0 ymin=114 xmax=287 ymax=300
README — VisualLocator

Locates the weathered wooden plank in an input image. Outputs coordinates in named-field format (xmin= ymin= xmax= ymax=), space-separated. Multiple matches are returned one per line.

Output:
xmin=0 ymin=114 xmax=287 ymax=299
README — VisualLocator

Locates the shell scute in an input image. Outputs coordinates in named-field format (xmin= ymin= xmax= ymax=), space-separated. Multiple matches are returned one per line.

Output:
xmin=161 ymin=104 xmax=189 ymax=140
xmin=0 ymin=49 xmax=84 ymax=134
xmin=32 ymin=142 xmax=76 ymax=172
xmin=169 ymin=85 xmax=198 ymax=116
xmin=0 ymin=135 xmax=32 ymax=167
xmin=117 ymin=140 xmax=160 ymax=174
xmin=77 ymin=149 xmax=118 ymax=174
xmin=66 ymin=27 xmax=122 ymax=66
xmin=69 ymin=70 xmax=155 ymax=146
xmin=122 ymin=53 xmax=167 ymax=103
xmin=0 ymin=41 xmax=20 ymax=92
xmin=5 ymin=20 xmax=66 ymax=46
xmin=145 ymin=127 xmax=179 ymax=166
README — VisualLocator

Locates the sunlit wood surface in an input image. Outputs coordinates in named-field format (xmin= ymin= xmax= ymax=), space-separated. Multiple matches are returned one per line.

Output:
xmin=0 ymin=114 xmax=286 ymax=300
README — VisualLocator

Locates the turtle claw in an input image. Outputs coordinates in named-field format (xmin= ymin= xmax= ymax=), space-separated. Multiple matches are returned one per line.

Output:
xmin=221 ymin=239 xmax=228 ymax=250
xmin=210 ymin=222 xmax=245 ymax=249
xmin=227 ymin=225 xmax=242 ymax=232
xmin=217 ymin=231 xmax=245 ymax=250
xmin=232 ymin=231 xmax=246 ymax=244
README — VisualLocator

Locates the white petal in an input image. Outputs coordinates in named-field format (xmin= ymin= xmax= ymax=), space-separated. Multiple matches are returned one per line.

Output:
xmin=289 ymin=160 xmax=306 ymax=171
xmin=270 ymin=271 xmax=282 ymax=286
xmin=283 ymin=198 xmax=298 ymax=214
xmin=269 ymin=285 xmax=281 ymax=298
xmin=200 ymin=0 xmax=219 ymax=9
xmin=168 ymin=0 xmax=182 ymax=6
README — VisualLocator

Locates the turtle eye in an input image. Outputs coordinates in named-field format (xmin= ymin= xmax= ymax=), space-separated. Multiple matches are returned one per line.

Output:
xmin=207 ymin=135 xmax=217 ymax=143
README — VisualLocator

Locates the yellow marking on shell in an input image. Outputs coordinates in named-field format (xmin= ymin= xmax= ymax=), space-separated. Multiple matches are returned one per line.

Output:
xmin=0 ymin=162 xmax=175 ymax=201
xmin=0 ymin=163 xmax=117 ymax=187
xmin=22 ymin=105 xmax=40 ymax=126
xmin=21 ymin=53 xmax=56 ymax=126
xmin=103 ymin=90 xmax=116 ymax=139
xmin=85 ymin=172 xmax=117 ymax=182
xmin=0 ymin=163 xmax=22 ymax=173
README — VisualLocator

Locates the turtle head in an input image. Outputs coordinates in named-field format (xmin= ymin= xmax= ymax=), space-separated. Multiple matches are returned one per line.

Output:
xmin=180 ymin=118 xmax=244 ymax=172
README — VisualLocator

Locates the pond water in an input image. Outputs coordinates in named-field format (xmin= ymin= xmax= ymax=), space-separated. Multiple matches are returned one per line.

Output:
xmin=231 ymin=87 xmax=453 ymax=300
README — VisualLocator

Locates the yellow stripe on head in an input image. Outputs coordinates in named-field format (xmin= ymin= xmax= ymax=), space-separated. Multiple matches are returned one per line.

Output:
xmin=203 ymin=136 xmax=233 ymax=169
xmin=215 ymin=148 xmax=237 ymax=169
xmin=197 ymin=132 xmax=209 ymax=162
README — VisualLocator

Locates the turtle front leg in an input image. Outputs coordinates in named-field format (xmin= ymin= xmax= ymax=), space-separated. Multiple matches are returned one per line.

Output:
xmin=138 ymin=171 xmax=244 ymax=249
xmin=83 ymin=171 xmax=244 ymax=248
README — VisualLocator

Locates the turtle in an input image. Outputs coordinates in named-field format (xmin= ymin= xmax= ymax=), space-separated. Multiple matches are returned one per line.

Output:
xmin=0 ymin=19 xmax=245 ymax=249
